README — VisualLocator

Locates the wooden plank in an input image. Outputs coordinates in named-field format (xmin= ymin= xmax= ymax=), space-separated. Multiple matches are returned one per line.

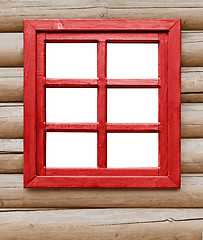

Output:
xmin=0 ymin=154 xmax=23 ymax=174
xmin=181 ymin=103 xmax=203 ymax=138
xmin=0 ymin=139 xmax=203 ymax=174
xmin=1 ymin=1 xmax=203 ymax=31
xmin=0 ymin=33 xmax=23 ymax=67
xmin=0 ymin=174 xmax=202 ymax=207
xmin=0 ymin=68 xmax=23 ymax=102
xmin=0 ymin=139 xmax=23 ymax=174
xmin=0 ymin=103 xmax=203 ymax=138
xmin=0 ymin=209 xmax=202 ymax=240
xmin=0 ymin=32 xmax=203 ymax=67
xmin=0 ymin=139 xmax=23 ymax=153
xmin=181 ymin=67 xmax=203 ymax=93
xmin=1 ymin=67 xmax=203 ymax=103
xmin=182 ymin=31 xmax=203 ymax=67
xmin=0 ymin=103 xmax=23 ymax=138
xmin=181 ymin=139 xmax=203 ymax=173
xmin=181 ymin=93 xmax=203 ymax=103
xmin=181 ymin=67 xmax=203 ymax=102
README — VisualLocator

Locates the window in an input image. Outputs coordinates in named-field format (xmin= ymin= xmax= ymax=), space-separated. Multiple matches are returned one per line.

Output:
xmin=24 ymin=19 xmax=181 ymax=188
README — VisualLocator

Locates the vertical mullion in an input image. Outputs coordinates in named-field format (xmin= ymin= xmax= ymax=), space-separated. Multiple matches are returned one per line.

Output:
xmin=158 ymin=33 xmax=168 ymax=176
xmin=36 ymin=33 xmax=46 ymax=176
xmin=97 ymin=41 xmax=107 ymax=168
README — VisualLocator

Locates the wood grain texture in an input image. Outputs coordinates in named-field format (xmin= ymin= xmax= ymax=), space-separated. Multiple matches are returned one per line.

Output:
xmin=181 ymin=139 xmax=203 ymax=173
xmin=0 ymin=139 xmax=202 ymax=174
xmin=0 ymin=103 xmax=203 ymax=138
xmin=0 ymin=0 xmax=203 ymax=31
xmin=0 ymin=103 xmax=23 ymax=138
xmin=181 ymin=67 xmax=203 ymax=102
xmin=181 ymin=103 xmax=203 ymax=138
xmin=0 ymin=139 xmax=23 ymax=174
xmin=0 ymin=32 xmax=203 ymax=66
xmin=0 ymin=68 xmax=23 ymax=102
xmin=0 ymin=209 xmax=202 ymax=240
xmin=1 ymin=67 xmax=203 ymax=102
xmin=0 ymin=33 xmax=23 ymax=67
xmin=0 ymin=174 xmax=202 ymax=207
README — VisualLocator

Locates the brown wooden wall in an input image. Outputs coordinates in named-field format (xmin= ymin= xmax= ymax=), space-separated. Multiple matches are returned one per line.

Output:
xmin=0 ymin=1 xmax=203 ymax=239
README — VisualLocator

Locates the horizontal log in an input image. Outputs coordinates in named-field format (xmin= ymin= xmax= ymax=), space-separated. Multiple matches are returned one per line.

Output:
xmin=181 ymin=31 xmax=203 ymax=67
xmin=0 ymin=32 xmax=203 ymax=67
xmin=0 ymin=154 xmax=23 ymax=174
xmin=0 ymin=103 xmax=203 ymax=138
xmin=0 ymin=139 xmax=202 ymax=174
xmin=0 ymin=139 xmax=23 ymax=153
xmin=0 ymin=209 xmax=202 ymax=240
xmin=0 ymin=68 xmax=23 ymax=102
xmin=181 ymin=139 xmax=203 ymax=173
xmin=181 ymin=93 xmax=203 ymax=103
xmin=0 ymin=103 xmax=23 ymax=138
xmin=181 ymin=67 xmax=203 ymax=93
xmin=181 ymin=103 xmax=203 ymax=138
xmin=1 ymin=1 xmax=203 ymax=31
xmin=0 ymin=139 xmax=23 ymax=174
xmin=181 ymin=67 xmax=203 ymax=102
xmin=0 ymin=174 xmax=202 ymax=207
xmin=1 ymin=67 xmax=203 ymax=102
xmin=0 ymin=34 xmax=23 ymax=67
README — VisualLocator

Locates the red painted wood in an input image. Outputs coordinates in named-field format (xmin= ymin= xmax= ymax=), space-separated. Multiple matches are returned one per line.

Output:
xmin=167 ymin=20 xmax=181 ymax=187
xmin=46 ymin=32 xmax=159 ymax=42
xmin=26 ymin=176 xmax=178 ymax=188
xmin=46 ymin=168 xmax=158 ymax=176
xmin=24 ymin=21 xmax=37 ymax=186
xmin=36 ymin=33 xmax=46 ymax=176
xmin=97 ymin=41 xmax=107 ymax=168
xmin=107 ymin=123 xmax=159 ymax=133
xmin=26 ymin=19 xmax=178 ymax=32
xmin=24 ymin=19 xmax=181 ymax=188
xmin=158 ymin=33 xmax=168 ymax=176
xmin=45 ymin=123 xmax=98 ymax=132
xmin=46 ymin=79 xmax=98 ymax=88
xmin=107 ymin=79 xmax=159 ymax=88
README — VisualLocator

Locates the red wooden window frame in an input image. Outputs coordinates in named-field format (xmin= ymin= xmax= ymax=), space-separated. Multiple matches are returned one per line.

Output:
xmin=24 ymin=19 xmax=181 ymax=188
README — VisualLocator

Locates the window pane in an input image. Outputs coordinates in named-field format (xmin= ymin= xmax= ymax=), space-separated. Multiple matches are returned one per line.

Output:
xmin=46 ymin=132 xmax=97 ymax=168
xmin=107 ymin=88 xmax=158 ymax=123
xmin=107 ymin=133 xmax=158 ymax=168
xmin=46 ymin=88 xmax=97 ymax=123
xmin=46 ymin=43 xmax=97 ymax=78
xmin=107 ymin=43 xmax=158 ymax=79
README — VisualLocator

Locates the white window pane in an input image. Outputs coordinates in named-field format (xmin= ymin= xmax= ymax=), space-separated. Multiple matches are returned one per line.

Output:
xmin=107 ymin=43 xmax=158 ymax=79
xmin=107 ymin=88 xmax=158 ymax=123
xmin=46 ymin=43 xmax=97 ymax=78
xmin=46 ymin=132 xmax=97 ymax=168
xmin=46 ymin=88 xmax=97 ymax=123
xmin=107 ymin=133 xmax=158 ymax=168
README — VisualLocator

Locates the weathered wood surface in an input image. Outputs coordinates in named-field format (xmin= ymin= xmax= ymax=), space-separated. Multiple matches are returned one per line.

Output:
xmin=1 ymin=1 xmax=203 ymax=31
xmin=0 ymin=139 xmax=23 ymax=173
xmin=0 ymin=32 xmax=203 ymax=66
xmin=181 ymin=67 xmax=203 ymax=103
xmin=181 ymin=139 xmax=203 ymax=173
xmin=0 ymin=33 xmax=23 ymax=67
xmin=0 ymin=174 xmax=202 ymax=208
xmin=0 ymin=139 xmax=202 ymax=174
xmin=181 ymin=31 xmax=203 ymax=67
xmin=0 ymin=103 xmax=203 ymax=138
xmin=0 ymin=103 xmax=23 ymax=138
xmin=181 ymin=103 xmax=203 ymax=138
xmin=1 ymin=67 xmax=203 ymax=102
xmin=0 ymin=209 xmax=202 ymax=240
xmin=0 ymin=68 xmax=23 ymax=102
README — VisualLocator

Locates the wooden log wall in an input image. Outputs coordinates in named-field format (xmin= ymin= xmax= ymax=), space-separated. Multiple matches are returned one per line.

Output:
xmin=0 ymin=1 xmax=203 ymax=239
